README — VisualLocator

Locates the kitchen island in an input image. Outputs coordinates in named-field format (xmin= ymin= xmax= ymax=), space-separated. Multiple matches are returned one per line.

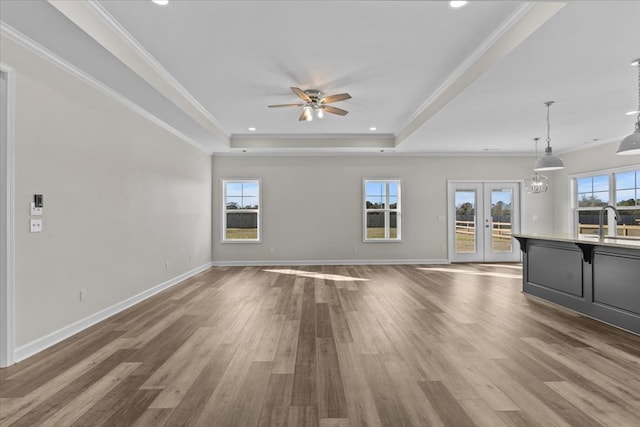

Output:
xmin=513 ymin=234 xmax=640 ymax=335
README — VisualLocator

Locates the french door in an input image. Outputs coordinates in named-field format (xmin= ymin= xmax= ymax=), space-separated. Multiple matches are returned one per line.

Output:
xmin=448 ymin=181 xmax=521 ymax=262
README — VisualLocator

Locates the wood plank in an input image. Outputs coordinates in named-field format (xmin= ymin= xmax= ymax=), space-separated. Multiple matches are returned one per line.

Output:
xmin=291 ymin=281 xmax=317 ymax=406
xmin=316 ymin=338 xmax=347 ymax=419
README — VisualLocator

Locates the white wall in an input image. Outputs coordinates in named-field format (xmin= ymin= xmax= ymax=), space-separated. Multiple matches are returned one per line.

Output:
xmin=1 ymin=35 xmax=212 ymax=349
xmin=212 ymin=155 xmax=553 ymax=264
xmin=551 ymin=141 xmax=640 ymax=234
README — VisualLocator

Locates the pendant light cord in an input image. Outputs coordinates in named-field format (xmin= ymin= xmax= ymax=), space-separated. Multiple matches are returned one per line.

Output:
xmin=546 ymin=102 xmax=552 ymax=147
xmin=636 ymin=64 xmax=640 ymax=126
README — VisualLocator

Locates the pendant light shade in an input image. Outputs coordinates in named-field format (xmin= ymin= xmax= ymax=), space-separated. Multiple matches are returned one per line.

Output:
xmin=617 ymin=58 xmax=640 ymax=155
xmin=534 ymin=101 xmax=564 ymax=171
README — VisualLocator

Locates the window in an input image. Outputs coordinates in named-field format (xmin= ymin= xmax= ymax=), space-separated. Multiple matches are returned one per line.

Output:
xmin=574 ymin=168 xmax=640 ymax=238
xmin=364 ymin=179 xmax=401 ymax=241
xmin=222 ymin=179 xmax=260 ymax=242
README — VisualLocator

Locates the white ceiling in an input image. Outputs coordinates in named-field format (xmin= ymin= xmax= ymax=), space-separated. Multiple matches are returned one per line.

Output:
xmin=1 ymin=0 xmax=639 ymax=155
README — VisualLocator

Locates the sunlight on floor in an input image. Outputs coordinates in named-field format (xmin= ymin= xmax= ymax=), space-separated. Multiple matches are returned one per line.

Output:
xmin=263 ymin=269 xmax=370 ymax=282
xmin=416 ymin=267 xmax=522 ymax=279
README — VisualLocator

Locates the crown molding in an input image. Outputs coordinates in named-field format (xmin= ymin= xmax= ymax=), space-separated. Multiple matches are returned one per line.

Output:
xmin=396 ymin=1 xmax=567 ymax=146
xmin=0 ymin=22 xmax=211 ymax=154
xmin=47 ymin=0 xmax=229 ymax=146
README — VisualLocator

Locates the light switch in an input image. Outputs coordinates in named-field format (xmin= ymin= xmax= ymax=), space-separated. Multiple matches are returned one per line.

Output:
xmin=30 ymin=202 xmax=43 ymax=216
xmin=30 ymin=219 xmax=42 ymax=233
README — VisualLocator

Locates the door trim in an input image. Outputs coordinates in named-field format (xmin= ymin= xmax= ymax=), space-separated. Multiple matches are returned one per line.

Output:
xmin=1 ymin=64 xmax=15 ymax=367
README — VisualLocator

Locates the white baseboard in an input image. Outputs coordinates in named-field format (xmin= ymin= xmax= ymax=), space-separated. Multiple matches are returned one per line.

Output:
xmin=14 ymin=262 xmax=213 ymax=363
xmin=211 ymin=258 xmax=450 ymax=267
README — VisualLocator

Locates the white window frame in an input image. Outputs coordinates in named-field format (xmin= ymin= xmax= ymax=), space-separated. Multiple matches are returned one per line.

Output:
xmin=221 ymin=179 xmax=261 ymax=243
xmin=363 ymin=178 xmax=402 ymax=242
xmin=571 ymin=165 xmax=640 ymax=237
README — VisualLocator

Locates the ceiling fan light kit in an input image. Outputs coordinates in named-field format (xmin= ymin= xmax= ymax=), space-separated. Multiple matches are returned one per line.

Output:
xmin=617 ymin=58 xmax=640 ymax=155
xmin=269 ymin=87 xmax=351 ymax=121
xmin=534 ymin=101 xmax=565 ymax=171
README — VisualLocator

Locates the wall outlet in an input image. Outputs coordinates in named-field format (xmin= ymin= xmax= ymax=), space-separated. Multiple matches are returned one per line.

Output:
xmin=353 ymin=246 xmax=358 ymax=253
xmin=189 ymin=254 xmax=193 ymax=262
xmin=30 ymin=202 xmax=43 ymax=216
xmin=30 ymin=219 xmax=42 ymax=233
xmin=165 ymin=261 xmax=169 ymax=270
xmin=79 ymin=288 xmax=87 ymax=301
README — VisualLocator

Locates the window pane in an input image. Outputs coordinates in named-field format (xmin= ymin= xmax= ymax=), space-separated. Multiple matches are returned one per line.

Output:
xmin=242 ymin=196 xmax=259 ymax=209
xmin=242 ymin=182 xmax=259 ymax=197
xmin=365 ymin=182 xmax=385 ymax=198
xmin=616 ymin=189 xmax=636 ymax=207
xmin=226 ymin=212 xmax=258 ymax=239
xmin=455 ymin=190 xmax=476 ymax=253
xmin=390 ymin=212 xmax=398 ymax=239
xmin=618 ymin=209 xmax=640 ymax=237
xmin=615 ymin=170 xmax=639 ymax=207
xmin=592 ymin=175 xmax=609 ymax=192
xmin=577 ymin=177 xmax=592 ymax=194
xmin=616 ymin=171 xmax=636 ymax=190
xmin=577 ymin=211 xmax=600 ymax=236
xmin=226 ymin=197 xmax=242 ymax=209
xmin=578 ymin=192 xmax=608 ymax=207
xmin=388 ymin=182 xmax=398 ymax=197
xmin=366 ymin=196 xmax=384 ymax=209
xmin=226 ymin=182 xmax=243 ymax=196
xmin=388 ymin=196 xmax=398 ymax=209
xmin=366 ymin=212 xmax=385 ymax=239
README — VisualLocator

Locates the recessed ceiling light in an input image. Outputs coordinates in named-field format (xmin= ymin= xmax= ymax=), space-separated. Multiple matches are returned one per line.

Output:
xmin=369 ymin=127 xmax=377 ymax=131
xmin=248 ymin=127 xmax=256 ymax=131
xmin=632 ymin=59 xmax=640 ymax=66
xmin=152 ymin=0 xmax=169 ymax=6
xmin=449 ymin=1 xmax=468 ymax=9
xmin=626 ymin=110 xmax=639 ymax=116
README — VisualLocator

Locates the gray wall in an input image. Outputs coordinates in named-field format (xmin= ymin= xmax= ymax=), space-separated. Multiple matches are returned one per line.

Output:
xmin=212 ymin=155 xmax=553 ymax=263
xmin=550 ymin=141 xmax=640 ymax=234
xmin=2 ymin=35 xmax=212 ymax=348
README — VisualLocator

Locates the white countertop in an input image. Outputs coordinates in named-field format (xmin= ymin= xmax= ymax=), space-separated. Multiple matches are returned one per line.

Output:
xmin=513 ymin=233 xmax=640 ymax=250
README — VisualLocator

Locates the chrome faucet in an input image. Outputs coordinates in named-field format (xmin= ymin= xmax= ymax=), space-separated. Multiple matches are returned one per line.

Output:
xmin=598 ymin=205 xmax=619 ymax=240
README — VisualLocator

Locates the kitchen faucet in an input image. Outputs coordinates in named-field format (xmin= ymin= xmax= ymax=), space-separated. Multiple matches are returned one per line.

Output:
xmin=598 ymin=205 xmax=619 ymax=240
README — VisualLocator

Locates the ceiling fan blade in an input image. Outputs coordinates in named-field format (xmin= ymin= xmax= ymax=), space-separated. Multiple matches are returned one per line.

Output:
xmin=291 ymin=87 xmax=312 ymax=102
xmin=299 ymin=109 xmax=311 ymax=121
xmin=268 ymin=103 xmax=305 ymax=108
xmin=320 ymin=93 xmax=352 ymax=104
xmin=322 ymin=105 xmax=349 ymax=116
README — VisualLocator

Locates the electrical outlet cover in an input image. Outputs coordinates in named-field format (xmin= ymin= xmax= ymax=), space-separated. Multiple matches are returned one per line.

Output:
xmin=30 ymin=202 xmax=43 ymax=216
xmin=30 ymin=219 xmax=42 ymax=232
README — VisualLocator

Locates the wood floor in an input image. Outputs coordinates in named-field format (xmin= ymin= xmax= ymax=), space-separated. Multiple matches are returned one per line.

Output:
xmin=1 ymin=264 xmax=640 ymax=426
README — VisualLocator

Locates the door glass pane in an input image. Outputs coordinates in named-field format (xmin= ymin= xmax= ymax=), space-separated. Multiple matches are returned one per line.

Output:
xmin=455 ymin=191 xmax=476 ymax=253
xmin=491 ymin=189 xmax=512 ymax=253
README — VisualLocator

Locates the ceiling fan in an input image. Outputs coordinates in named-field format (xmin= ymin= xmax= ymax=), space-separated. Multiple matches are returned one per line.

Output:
xmin=268 ymin=87 xmax=351 ymax=121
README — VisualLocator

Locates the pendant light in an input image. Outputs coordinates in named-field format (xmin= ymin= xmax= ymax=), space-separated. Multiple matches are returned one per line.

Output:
xmin=617 ymin=58 xmax=640 ymax=155
xmin=534 ymin=101 xmax=565 ymax=171
xmin=525 ymin=138 xmax=549 ymax=193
